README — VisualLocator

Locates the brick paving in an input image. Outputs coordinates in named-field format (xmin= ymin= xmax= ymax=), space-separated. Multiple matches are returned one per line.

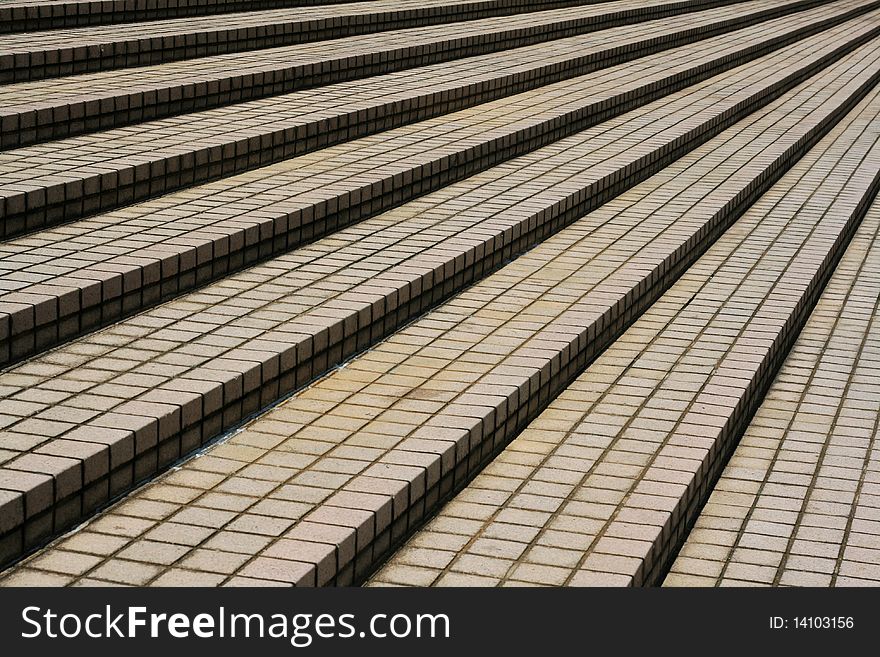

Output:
xmin=6 ymin=6 xmax=868 ymax=255
xmin=2 ymin=38 xmax=878 ymax=583
xmin=0 ymin=0 xmax=852 ymax=147
xmin=5 ymin=3 xmax=841 ymax=227
xmin=0 ymin=0 xmax=731 ymax=83
xmin=0 ymin=11 xmax=871 ymax=365
xmin=0 ymin=24 xmax=852 ymax=568
xmin=0 ymin=0 xmax=879 ymax=586
xmin=0 ymin=27 xmax=875 ymax=570
xmin=664 ymin=202 xmax=880 ymax=587
xmin=368 ymin=81 xmax=880 ymax=587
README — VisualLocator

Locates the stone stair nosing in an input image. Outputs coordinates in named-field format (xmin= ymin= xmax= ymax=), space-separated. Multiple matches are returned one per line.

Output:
xmin=0 ymin=0 xmax=735 ymax=83
xmin=0 ymin=0 xmax=852 ymax=148
xmin=0 ymin=13 xmax=877 ymax=369
xmin=366 ymin=87 xmax=880 ymax=588
xmin=0 ymin=36 xmax=876 ymax=577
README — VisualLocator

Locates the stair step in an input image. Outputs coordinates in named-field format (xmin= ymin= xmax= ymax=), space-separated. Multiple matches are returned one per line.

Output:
xmin=664 ymin=201 xmax=880 ymax=587
xmin=1 ymin=8 xmax=871 ymax=366
xmin=0 ymin=21 xmax=866 ymax=569
xmin=0 ymin=40 xmax=875 ymax=582
xmin=0 ymin=0 xmax=730 ymax=83
xmin=0 ymin=0 xmax=558 ymax=34
xmin=6 ymin=2 xmax=841 ymax=238
xmin=366 ymin=85 xmax=880 ymax=587
xmin=0 ymin=0 xmax=850 ymax=147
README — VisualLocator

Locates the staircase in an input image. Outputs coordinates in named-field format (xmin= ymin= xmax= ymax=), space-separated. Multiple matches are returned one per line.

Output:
xmin=0 ymin=0 xmax=877 ymax=587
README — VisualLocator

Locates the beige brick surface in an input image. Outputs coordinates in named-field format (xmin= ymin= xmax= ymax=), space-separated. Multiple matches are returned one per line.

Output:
xmin=1 ymin=29 xmax=872 ymax=568
xmin=5 ymin=43 xmax=878 ymax=583
xmin=1 ymin=0 xmax=878 ymax=587
xmin=368 ymin=83 xmax=880 ymax=587
xmin=5 ymin=2 xmax=867 ymax=239
xmin=665 ymin=202 xmax=880 ymax=587
xmin=0 ymin=0 xmax=728 ymax=82
xmin=0 ymin=10 xmax=874 ymax=369
xmin=0 ymin=0 xmax=855 ymax=147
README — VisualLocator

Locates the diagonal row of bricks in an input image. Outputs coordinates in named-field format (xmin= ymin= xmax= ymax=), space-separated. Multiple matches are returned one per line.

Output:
xmin=665 ymin=201 xmax=880 ymax=587
xmin=2 ymin=1 xmax=826 ymax=221
xmin=0 ymin=0 xmax=531 ymax=34
xmin=0 ymin=0 xmax=845 ymax=148
xmin=0 ymin=34 xmax=876 ymax=576
xmin=0 ymin=12 xmax=876 ymax=372
xmin=368 ymin=82 xmax=880 ymax=588
xmin=5 ymin=0 xmax=860 ymax=238
xmin=0 ymin=0 xmax=730 ymax=83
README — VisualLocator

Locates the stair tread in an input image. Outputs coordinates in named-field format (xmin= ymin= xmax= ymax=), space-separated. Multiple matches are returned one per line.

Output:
xmin=0 ymin=0 xmax=877 ymax=588
xmin=0 ymin=9 xmax=868 ymax=365
xmin=0 ymin=0 xmax=842 ymax=147
xmin=0 ymin=0 xmax=701 ymax=82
